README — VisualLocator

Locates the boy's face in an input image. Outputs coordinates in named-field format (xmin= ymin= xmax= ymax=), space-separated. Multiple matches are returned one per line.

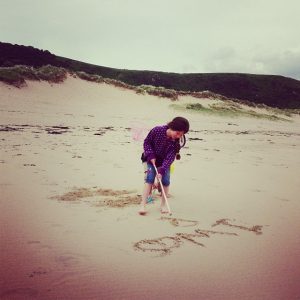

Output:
xmin=169 ymin=130 xmax=184 ymax=140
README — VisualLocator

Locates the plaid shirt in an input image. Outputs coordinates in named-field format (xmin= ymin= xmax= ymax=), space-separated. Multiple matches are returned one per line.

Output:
xmin=143 ymin=125 xmax=177 ymax=175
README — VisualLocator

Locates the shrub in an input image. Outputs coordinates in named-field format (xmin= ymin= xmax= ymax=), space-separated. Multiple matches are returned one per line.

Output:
xmin=35 ymin=65 xmax=67 ymax=83
xmin=104 ymin=78 xmax=135 ymax=90
xmin=0 ymin=65 xmax=68 ymax=86
xmin=0 ymin=67 xmax=26 ymax=87
xmin=10 ymin=65 xmax=39 ymax=80
xmin=76 ymin=71 xmax=104 ymax=83
xmin=136 ymin=85 xmax=178 ymax=100
xmin=134 ymin=86 xmax=146 ymax=94
xmin=186 ymin=103 xmax=204 ymax=110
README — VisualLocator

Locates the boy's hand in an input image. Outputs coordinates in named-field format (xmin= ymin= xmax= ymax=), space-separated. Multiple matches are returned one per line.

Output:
xmin=151 ymin=159 xmax=161 ymax=180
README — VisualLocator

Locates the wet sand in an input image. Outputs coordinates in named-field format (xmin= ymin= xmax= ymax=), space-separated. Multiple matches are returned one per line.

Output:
xmin=1 ymin=77 xmax=300 ymax=299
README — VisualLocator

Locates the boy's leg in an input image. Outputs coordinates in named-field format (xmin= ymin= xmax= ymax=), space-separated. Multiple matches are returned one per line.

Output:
xmin=139 ymin=183 xmax=152 ymax=214
xmin=139 ymin=163 xmax=155 ymax=215
xmin=158 ymin=184 xmax=171 ymax=197
xmin=163 ymin=185 xmax=169 ymax=197
xmin=160 ymin=185 xmax=170 ymax=213
xmin=160 ymin=169 xmax=170 ymax=213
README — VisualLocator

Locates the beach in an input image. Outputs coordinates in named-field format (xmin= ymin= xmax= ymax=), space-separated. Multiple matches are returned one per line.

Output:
xmin=1 ymin=76 xmax=300 ymax=299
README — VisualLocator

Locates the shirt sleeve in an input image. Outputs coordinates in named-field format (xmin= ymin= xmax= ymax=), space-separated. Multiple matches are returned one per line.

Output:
xmin=158 ymin=148 xmax=176 ymax=175
xmin=143 ymin=127 xmax=156 ymax=162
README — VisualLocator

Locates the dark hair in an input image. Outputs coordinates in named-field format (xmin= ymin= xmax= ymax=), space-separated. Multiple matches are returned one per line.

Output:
xmin=167 ymin=117 xmax=189 ymax=134
xmin=167 ymin=117 xmax=189 ymax=160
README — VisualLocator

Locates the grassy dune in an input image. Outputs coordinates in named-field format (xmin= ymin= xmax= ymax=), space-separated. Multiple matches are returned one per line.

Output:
xmin=1 ymin=65 xmax=299 ymax=121
xmin=1 ymin=42 xmax=300 ymax=109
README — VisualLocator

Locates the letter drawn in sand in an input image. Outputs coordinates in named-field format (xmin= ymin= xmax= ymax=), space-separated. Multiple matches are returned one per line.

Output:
xmin=212 ymin=219 xmax=263 ymax=235
xmin=160 ymin=216 xmax=199 ymax=227
xmin=133 ymin=236 xmax=182 ymax=256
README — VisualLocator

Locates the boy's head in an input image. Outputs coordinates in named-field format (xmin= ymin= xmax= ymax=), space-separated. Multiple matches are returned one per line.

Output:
xmin=167 ymin=117 xmax=189 ymax=159
xmin=168 ymin=117 xmax=190 ymax=134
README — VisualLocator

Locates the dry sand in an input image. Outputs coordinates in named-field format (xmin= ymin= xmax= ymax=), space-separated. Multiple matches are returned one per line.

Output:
xmin=1 ymin=76 xmax=300 ymax=299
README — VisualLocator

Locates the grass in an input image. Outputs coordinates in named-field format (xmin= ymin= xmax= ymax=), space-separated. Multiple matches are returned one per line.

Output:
xmin=35 ymin=65 xmax=67 ymax=83
xmin=182 ymin=102 xmax=293 ymax=121
xmin=0 ymin=66 xmax=180 ymax=100
xmin=135 ymin=85 xmax=178 ymax=100
xmin=76 ymin=71 xmax=104 ymax=83
xmin=0 ymin=65 xmax=67 ymax=87
xmin=0 ymin=67 xmax=25 ymax=87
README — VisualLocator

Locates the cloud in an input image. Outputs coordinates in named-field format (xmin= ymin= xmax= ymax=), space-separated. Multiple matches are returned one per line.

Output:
xmin=253 ymin=48 xmax=300 ymax=80
xmin=200 ymin=47 xmax=300 ymax=80
xmin=1 ymin=0 xmax=299 ymax=80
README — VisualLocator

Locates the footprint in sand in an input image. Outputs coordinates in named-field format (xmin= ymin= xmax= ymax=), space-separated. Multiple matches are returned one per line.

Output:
xmin=28 ymin=268 xmax=48 ymax=278
xmin=27 ymin=240 xmax=41 ymax=245
xmin=55 ymin=255 xmax=77 ymax=267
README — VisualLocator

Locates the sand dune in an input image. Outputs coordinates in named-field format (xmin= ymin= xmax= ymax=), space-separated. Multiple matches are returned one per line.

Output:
xmin=1 ymin=77 xmax=300 ymax=299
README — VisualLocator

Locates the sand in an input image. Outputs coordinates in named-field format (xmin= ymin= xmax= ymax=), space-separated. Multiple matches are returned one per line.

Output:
xmin=1 ymin=76 xmax=300 ymax=299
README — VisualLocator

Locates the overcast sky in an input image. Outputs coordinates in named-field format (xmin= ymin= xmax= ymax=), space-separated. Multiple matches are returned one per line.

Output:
xmin=1 ymin=0 xmax=300 ymax=79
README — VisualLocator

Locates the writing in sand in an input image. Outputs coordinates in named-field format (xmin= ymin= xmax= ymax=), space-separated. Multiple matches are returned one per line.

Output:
xmin=134 ymin=217 xmax=263 ymax=256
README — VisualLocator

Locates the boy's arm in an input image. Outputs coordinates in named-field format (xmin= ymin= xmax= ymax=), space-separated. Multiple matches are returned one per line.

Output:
xmin=143 ymin=128 xmax=156 ymax=162
xmin=158 ymin=149 xmax=176 ymax=175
